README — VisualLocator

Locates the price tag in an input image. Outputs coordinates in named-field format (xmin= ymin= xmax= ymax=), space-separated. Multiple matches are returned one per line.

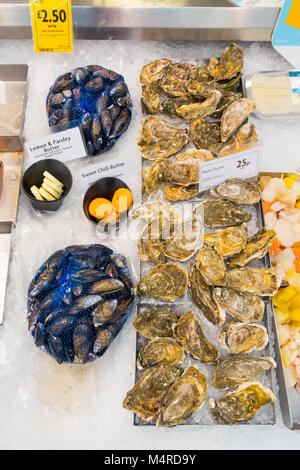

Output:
xmin=25 ymin=127 xmax=87 ymax=162
xmin=30 ymin=0 xmax=73 ymax=53
xmin=272 ymin=0 xmax=300 ymax=69
xmin=198 ymin=144 xmax=262 ymax=192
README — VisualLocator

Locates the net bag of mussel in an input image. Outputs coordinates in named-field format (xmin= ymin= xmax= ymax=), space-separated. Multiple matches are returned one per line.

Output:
xmin=27 ymin=244 xmax=135 ymax=364
xmin=46 ymin=65 xmax=132 ymax=157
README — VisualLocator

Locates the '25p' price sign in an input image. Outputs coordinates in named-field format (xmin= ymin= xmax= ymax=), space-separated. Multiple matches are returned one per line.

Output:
xmin=30 ymin=0 xmax=73 ymax=53
xmin=198 ymin=143 xmax=262 ymax=192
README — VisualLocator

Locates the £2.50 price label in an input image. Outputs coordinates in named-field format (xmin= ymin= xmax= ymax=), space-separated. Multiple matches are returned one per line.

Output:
xmin=30 ymin=0 xmax=73 ymax=53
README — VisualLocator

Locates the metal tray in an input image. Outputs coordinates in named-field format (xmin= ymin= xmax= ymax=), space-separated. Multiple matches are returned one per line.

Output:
xmin=0 ymin=64 xmax=28 ymax=152
xmin=133 ymin=186 xmax=279 ymax=426
xmin=259 ymin=171 xmax=300 ymax=430
xmin=243 ymin=70 xmax=300 ymax=119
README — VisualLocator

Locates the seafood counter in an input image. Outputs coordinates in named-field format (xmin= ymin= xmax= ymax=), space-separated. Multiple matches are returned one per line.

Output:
xmin=1 ymin=39 xmax=300 ymax=449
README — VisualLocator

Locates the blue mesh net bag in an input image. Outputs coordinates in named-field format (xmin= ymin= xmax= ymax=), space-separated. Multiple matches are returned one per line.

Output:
xmin=27 ymin=244 xmax=135 ymax=364
xmin=46 ymin=65 xmax=132 ymax=157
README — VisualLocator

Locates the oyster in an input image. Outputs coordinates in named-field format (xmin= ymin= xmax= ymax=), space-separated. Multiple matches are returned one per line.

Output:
xmin=221 ymin=98 xmax=256 ymax=142
xmin=130 ymin=200 xmax=182 ymax=227
xmin=199 ymin=200 xmax=251 ymax=227
xmin=227 ymin=229 xmax=275 ymax=269
xmin=136 ymin=263 xmax=188 ymax=301
xmin=189 ymin=65 xmax=213 ymax=83
xmin=226 ymin=267 xmax=280 ymax=296
xmin=173 ymin=311 xmax=219 ymax=364
xmin=195 ymin=245 xmax=226 ymax=286
xmin=163 ymin=161 xmax=200 ymax=186
xmin=203 ymin=224 xmax=248 ymax=258
xmin=218 ymin=122 xmax=258 ymax=157
xmin=160 ymin=96 xmax=198 ymax=118
xmin=123 ymin=364 xmax=183 ymax=422
xmin=209 ymin=380 xmax=275 ymax=424
xmin=164 ymin=185 xmax=199 ymax=202
xmin=187 ymin=80 xmax=217 ymax=99
xmin=218 ymin=321 xmax=268 ymax=354
xmin=213 ymin=287 xmax=265 ymax=323
xmin=191 ymin=118 xmax=226 ymax=154
xmin=157 ymin=366 xmax=208 ymax=427
xmin=141 ymin=81 xmax=161 ymax=114
xmin=176 ymin=91 xmax=221 ymax=120
xmin=140 ymin=59 xmax=172 ymax=85
xmin=207 ymin=43 xmax=244 ymax=81
xmin=176 ymin=149 xmax=214 ymax=163
xmin=137 ymin=229 xmax=166 ymax=265
xmin=137 ymin=337 xmax=184 ymax=369
xmin=211 ymin=178 xmax=261 ymax=204
xmin=189 ymin=263 xmax=225 ymax=326
xmin=212 ymin=355 xmax=276 ymax=390
xmin=163 ymin=218 xmax=203 ymax=262
xmin=138 ymin=116 xmax=189 ymax=160
xmin=211 ymin=91 xmax=242 ymax=119
xmin=142 ymin=159 xmax=169 ymax=195
xmin=133 ymin=307 xmax=180 ymax=339
xmin=214 ymin=73 xmax=242 ymax=93
xmin=161 ymin=63 xmax=195 ymax=97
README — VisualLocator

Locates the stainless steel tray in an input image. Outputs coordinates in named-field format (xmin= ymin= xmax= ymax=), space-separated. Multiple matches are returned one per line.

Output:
xmin=0 ymin=64 xmax=28 ymax=152
xmin=243 ymin=70 xmax=300 ymax=119
xmin=260 ymin=171 xmax=300 ymax=430
xmin=134 ymin=187 xmax=279 ymax=426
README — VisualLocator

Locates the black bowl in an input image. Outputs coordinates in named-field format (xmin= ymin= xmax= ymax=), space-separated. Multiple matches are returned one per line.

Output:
xmin=83 ymin=177 xmax=132 ymax=230
xmin=22 ymin=159 xmax=73 ymax=211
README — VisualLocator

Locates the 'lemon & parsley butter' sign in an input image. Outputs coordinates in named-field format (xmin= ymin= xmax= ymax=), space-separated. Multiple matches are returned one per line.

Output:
xmin=30 ymin=0 xmax=73 ymax=53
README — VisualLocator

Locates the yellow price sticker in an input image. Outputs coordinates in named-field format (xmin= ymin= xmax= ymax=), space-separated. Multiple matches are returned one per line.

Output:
xmin=30 ymin=0 xmax=73 ymax=53
xmin=286 ymin=0 xmax=300 ymax=30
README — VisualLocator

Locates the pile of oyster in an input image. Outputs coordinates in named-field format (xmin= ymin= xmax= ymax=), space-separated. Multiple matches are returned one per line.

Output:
xmin=138 ymin=44 xmax=258 ymax=201
xmin=124 ymin=178 xmax=279 ymax=426
xmin=27 ymin=244 xmax=134 ymax=364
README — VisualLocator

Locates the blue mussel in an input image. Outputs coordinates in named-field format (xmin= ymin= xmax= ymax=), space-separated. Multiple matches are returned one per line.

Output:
xmin=27 ymin=244 xmax=135 ymax=364
xmin=46 ymin=66 xmax=132 ymax=156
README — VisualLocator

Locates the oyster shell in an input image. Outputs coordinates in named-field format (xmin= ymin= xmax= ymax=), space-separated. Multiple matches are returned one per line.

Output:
xmin=209 ymin=380 xmax=275 ymax=424
xmin=214 ymin=73 xmax=242 ymax=93
xmin=136 ymin=263 xmax=188 ymax=301
xmin=157 ymin=366 xmax=208 ymax=427
xmin=133 ymin=307 xmax=180 ymax=339
xmin=163 ymin=218 xmax=203 ymax=262
xmin=173 ymin=311 xmax=220 ymax=364
xmin=189 ymin=263 xmax=225 ymax=326
xmin=140 ymin=59 xmax=172 ymax=85
xmin=203 ymin=224 xmax=248 ymax=258
xmin=164 ymin=185 xmax=199 ymax=202
xmin=189 ymin=65 xmax=213 ymax=83
xmin=195 ymin=245 xmax=226 ymax=286
xmin=130 ymin=200 xmax=182 ymax=227
xmin=211 ymin=178 xmax=261 ymax=204
xmin=160 ymin=96 xmax=199 ymax=118
xmin=190 ymin=118 xmax=227 ymax=154
xmin=211 ymin=91 xmax=242 ymax=119
xmin=199 ymin=200 xmax=251 ymax=227
xmin=143 ymin=159 xmax=169 ymax=195
xmin=137 ymin=337 xmax=185 ymax=369
xmin=176 ymin=149 xmax=214 ymax=163
xmin=212 ymin=355 xmax=276 ymax=390
xmin=218 ymin=122 xmax=258 ymax=157
xmin=221 ymin=98 xmax=256 ymax=142
xmin=218 ymin=321 xmax=268 ymax=354
xmin=161 ymin=63 xmax=195 ymax=97
xmin=176 ymin=91 xmax=221 ymax=120
xmin=163 ymin=161 xmax=200 ymax=186
xmin=138 ymin=116 xmax=189 ymax=160
xmin=227 ymin=229 xmax=276 ymax=269
xmin=213 ymin=287 xmax=265 ymax=323
xmin=123 ymin=364 xmax=183 ymax=422
xmin=137 ymin=228 xmax=166 ymax=265
xmin=207 ymin=43 xmax=244 ymax=81
xmin=226 ymin=267 xmax=280 ymax=296
xmin=187 ymin=80 xmax=217 ymax=99
xmin=141 ymin=81 xmax=161 ymax=114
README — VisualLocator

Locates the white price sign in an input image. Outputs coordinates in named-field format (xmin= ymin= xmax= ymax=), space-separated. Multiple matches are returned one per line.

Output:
xmin=199 ymin=144 xmax=262 ymax=192
xmin=25 ymin=127 xmax=87 ymax=163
